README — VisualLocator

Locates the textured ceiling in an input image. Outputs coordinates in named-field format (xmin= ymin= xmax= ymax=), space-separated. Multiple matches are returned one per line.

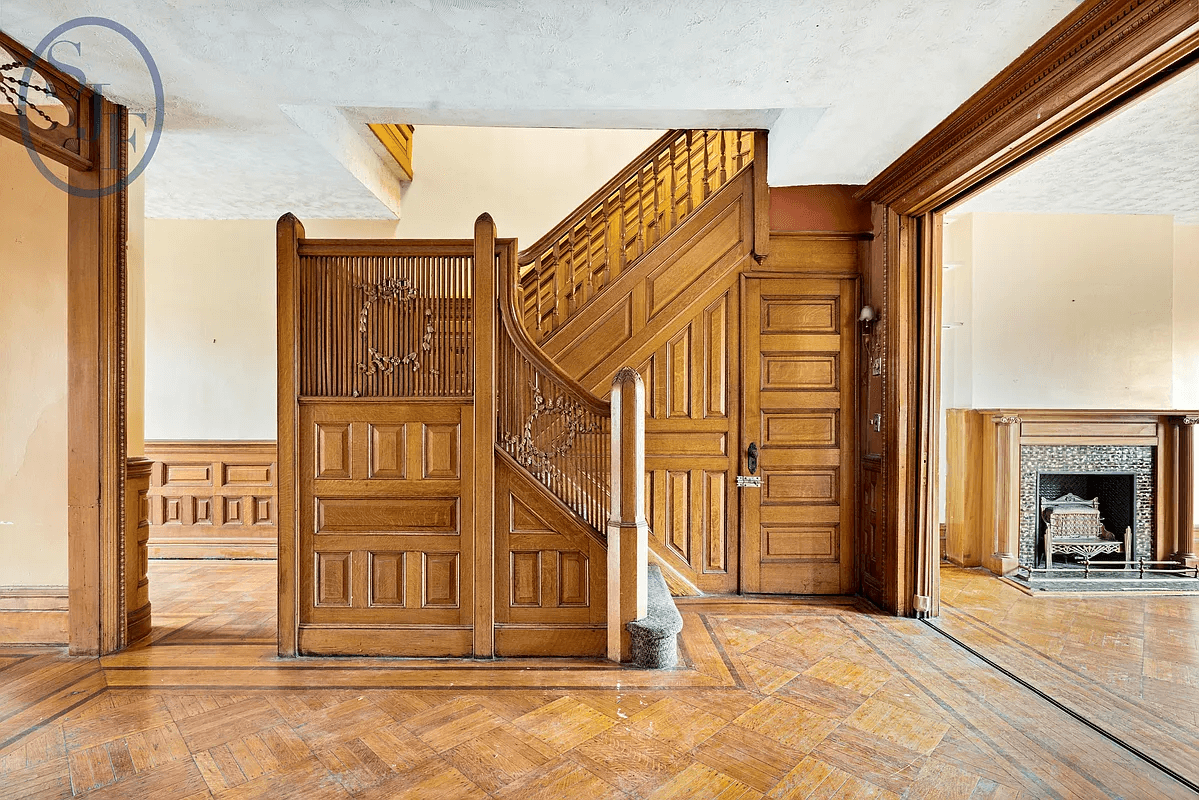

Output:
xmin=955 ymin=67 xmax=1199 ymax=225
xmin=1 ymin=1 xmax=1078 ymax=219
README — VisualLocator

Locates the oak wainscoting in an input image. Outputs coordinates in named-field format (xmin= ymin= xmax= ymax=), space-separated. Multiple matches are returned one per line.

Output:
xmin=144 ymin=441 xmax=278 ymax=559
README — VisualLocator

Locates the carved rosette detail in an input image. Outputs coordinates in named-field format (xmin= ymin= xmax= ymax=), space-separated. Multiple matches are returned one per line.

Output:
xmin=355 ymin=278 xmax=439 ymax=377
xmin=994 ymin=415 xmax=1022 ymax=425
xmin=1181 ymin=415 xmax=1199 ymax=426
xmin=502 ymin=381 xmax=600 ymax=473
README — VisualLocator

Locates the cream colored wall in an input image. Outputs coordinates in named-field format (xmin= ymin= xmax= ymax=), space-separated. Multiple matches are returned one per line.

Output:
xmin=393 ymin=127 xmax=662 ymax=244
xmin=0 ymin=135 xmax=69 ymax=586
xmin=1174 ymin=225 xmax=1199 ymax=409
xmin=127 ymin=160 xmax=146 ymax=457
xmin=967 ymin=212 xmax=1174 ymax=409
xmin=144 ymin=219 xmax=397 ymax=440
xmin=144 ymin=127 xmax=661 ymax=438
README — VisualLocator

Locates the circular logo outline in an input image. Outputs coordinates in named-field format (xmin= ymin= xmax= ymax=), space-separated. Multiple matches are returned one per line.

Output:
xmin=17 ymin=16 xmax=164 ymax=198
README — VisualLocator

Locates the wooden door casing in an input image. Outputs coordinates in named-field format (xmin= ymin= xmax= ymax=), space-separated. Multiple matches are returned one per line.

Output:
xmin=741 ymin=277 xmax=858 ymax=595
xmin=298 ymin=401 xmax=475 ymax=656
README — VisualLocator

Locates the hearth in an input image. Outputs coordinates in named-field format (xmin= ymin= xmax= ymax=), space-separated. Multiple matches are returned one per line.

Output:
xmin=1036 ymin=473 xmax=1135 ymax=567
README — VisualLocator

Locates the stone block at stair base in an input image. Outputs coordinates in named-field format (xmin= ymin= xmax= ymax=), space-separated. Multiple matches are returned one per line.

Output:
xmin=627 ymin=565 xmax=684 ymax=669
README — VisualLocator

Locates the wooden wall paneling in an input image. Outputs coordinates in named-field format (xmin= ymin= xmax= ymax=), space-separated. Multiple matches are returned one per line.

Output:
xmin=944 ymin=409 xmax=983 ymax=567
xmin=67 ymin=99 xmax=127 ymax=656
xmin=143 ymin=441 xmax=278 ymax=558
xmin=125 ymin=458 xmax=153 ymax=643
xmin=859 ymin=1 xmax=1199 ymax=616
xmin=0 ymin=587 xmax=69 ymax=645
xmin=276 ymin=213 xmax=305 ymax=656
xmin=493 ymin=453 xmax=607 ymax=657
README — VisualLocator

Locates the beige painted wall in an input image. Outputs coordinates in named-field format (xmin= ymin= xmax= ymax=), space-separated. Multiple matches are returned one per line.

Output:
xmin=144 ymin=127 xmax=661 ymax=439
xmin=0 ymin=135 xmax=69 ymax=586
xmin=393 ymin=127 xmax=662 ymax=244
xmin=957 ymin=212 xmax=1175 ymax=409
xmin=144 ymin=219 xmax=396 ymax=440
xmin=1174 ymin=225 xmax=1199 ymax=409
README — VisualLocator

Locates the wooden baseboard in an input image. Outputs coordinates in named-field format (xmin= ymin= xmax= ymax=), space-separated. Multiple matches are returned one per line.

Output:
xmin=148 ymin=537 xmax=277 ymax=560
xmin=0 ymin=587 xmax=69 ymax=645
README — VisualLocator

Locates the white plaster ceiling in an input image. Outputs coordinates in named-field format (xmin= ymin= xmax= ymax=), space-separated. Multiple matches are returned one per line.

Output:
xmin=0 ymin=1 xmax=1080 ymax=219
xmin=955 ymin=67 xmax=1199 ymax=224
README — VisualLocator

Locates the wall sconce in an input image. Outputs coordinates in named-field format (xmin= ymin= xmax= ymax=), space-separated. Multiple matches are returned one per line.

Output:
xmin=859 ymin=305 xmax=882 ymax=376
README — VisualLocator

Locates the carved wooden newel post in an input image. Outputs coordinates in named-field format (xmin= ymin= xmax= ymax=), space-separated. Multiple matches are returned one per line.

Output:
xmin=607 ymin=368 xmax=648 ymax=663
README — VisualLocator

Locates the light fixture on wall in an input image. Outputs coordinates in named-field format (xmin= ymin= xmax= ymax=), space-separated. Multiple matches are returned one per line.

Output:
xmin=859 ymin=305 xmax=882 ymax=376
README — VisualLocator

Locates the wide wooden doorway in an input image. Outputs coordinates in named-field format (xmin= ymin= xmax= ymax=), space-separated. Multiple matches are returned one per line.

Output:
xmin=740 ymin=276 xmax=858 ymax=594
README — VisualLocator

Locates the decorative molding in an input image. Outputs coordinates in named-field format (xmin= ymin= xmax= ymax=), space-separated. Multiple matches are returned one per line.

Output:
xmin=994 ymin=415 xmax=1022 ymax=426
xmin=144 ymin=441 xmax=278 ymax=559
xmin=861 ymin=1 xmax=1199 ymax=214
xmin=1181 ymin=415 xmax=1199 ymax=425
xmin=0 ymin=587 xmax=69 ymax=645
xmin=500 ymin=380 xmax=601 ymax=473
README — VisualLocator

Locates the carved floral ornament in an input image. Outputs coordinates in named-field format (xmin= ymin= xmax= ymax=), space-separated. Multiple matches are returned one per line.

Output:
xmin=502 ymin=379 xmax=600 ymax=473
xmin=1182 ymin=415 xmax=1199 ymax=426
xmin=355 ymin=277 xmax=439 ymax=378
xmin=994 ymin=415 xmax=1022 ymax=425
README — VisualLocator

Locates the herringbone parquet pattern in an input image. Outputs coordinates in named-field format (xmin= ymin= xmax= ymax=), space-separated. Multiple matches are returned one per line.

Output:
xmin=0 ymin=561 xmax=1194 ymax=798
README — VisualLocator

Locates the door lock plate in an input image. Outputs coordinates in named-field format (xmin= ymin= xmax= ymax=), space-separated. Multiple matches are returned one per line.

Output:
xmin=736 ymin=475 xmax=762 ymax=488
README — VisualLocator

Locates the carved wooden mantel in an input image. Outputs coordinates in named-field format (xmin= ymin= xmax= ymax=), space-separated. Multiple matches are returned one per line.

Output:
xmin=946 ymin=409 xmax=1199 ymax=575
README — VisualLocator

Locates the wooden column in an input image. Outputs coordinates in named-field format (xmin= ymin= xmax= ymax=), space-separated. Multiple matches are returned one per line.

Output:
xmin=1177 ymin=416 xmax=1198 ymax=565
xmin=987 ymin=415 xmax=1021 ymax=576
xmin=607 ymin=367 xmax=648 ymax=663
xmin=67 ymin=99 xmax=128 ymax=656
xmin=275 ymin=213 xmax=304 ymax=657
xmin=125 ymin=458 xmax=153 ymax=644
xmin=473 ymin=214 xmax=497 ymax=658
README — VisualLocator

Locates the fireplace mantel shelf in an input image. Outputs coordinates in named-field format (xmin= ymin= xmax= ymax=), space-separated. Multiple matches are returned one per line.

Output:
xmin=946 ymin=410 xmax=1198 ymax=576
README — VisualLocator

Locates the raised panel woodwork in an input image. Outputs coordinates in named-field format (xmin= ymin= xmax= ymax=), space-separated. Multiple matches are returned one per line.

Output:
xmin=223 ymin=464 xmax=272 ymax=485
xmin=645 ymin=432 xmax=727 ymax=457
xmin=762 ymin=297 xmax=838 ymax=334
xmin=316 ymin=497 xmax=459 ymax=535
xmin=764 ymin=468 xmax=839 ymax=506
xmin=315 ymin=552 xmax=352 ymax=607
xmin=511 ymin=552 xmax=542 ymax=607
xmin=704 ymin=295 xmax=728 ymax=419
xmin=762 ymin=525 xmax=839 ymax=562
xmin=315 ymin=423 xmax=352 ymax=479
xmin=763 ymin=412 xmax=839 ymax=448
xmin=556 ymin=296 xmax=633 ymax=379
xmin=369 ymin=552 xmax=405 ymax=607
xmin=164 ymin=464 xmax=212 ymax=485
xmin=646 ymin=197 xmax=742 ymax=318
xmin=666 ymin=470 xmax=691 ymax=562
xmin=422 ymin=553 xmax=460 ymax=608
xmin=558 ymin=551 xmax=589 ymax=606
xmin=512 ymin=497 xmax=555 ymax=534
xmin=666 ymin=327 xmax=692 ymax=418
xmin=368 ymin=424 xmax=407 ymax=479
xmin=703 ymin=471 xmax=727 ymax=573
xmin=146 ymin=441 xmax=279 ymax=559
xmin=762 ymin=354 xmax=838 ymax=391
xmin=422 ymin=423 xmax=461 ymax=479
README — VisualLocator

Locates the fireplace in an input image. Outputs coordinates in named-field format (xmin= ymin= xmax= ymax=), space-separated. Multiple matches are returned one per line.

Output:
xmin=1019 ymin=445 xmax=1153 ymax=570
xmin=1035 ymin=472 xmax=1135 ymax=567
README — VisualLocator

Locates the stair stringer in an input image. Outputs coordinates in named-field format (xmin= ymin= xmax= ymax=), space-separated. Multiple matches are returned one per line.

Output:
xmin=494 ymin=448 xmax=608 ymax=657
xmin=530 ymin=172 xmax=756 ymax=595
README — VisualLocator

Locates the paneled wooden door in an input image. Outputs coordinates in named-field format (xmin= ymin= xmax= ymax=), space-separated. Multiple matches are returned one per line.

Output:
xmin=740 ymin=277 xmax=858 ymax=594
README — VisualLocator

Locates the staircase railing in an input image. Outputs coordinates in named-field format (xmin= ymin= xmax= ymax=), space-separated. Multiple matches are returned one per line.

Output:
xmin=496 ymin=233 xmax=612 ymax=531
xmin=517 ymin=129 xmax=757 ymax=343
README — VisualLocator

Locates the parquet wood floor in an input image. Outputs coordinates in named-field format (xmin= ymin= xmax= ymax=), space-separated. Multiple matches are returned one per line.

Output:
xmin=935 ymin=564 xmax=1199 ymax=790
xmin=1 ymin=560 xmax=1194 ymax=798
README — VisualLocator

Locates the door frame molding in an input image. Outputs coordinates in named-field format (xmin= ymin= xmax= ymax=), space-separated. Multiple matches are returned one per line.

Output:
xmin=857 ymin=0 xmax=1199 ymax=614
xmin=0 ymin=30 xmax=130 ymax=653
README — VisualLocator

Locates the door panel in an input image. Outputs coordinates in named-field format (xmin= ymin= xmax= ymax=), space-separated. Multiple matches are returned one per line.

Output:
xmin=741 ymin=277 xmax=857 ymax=594
xmin=298 ymin=401 xmax=475 ymax=654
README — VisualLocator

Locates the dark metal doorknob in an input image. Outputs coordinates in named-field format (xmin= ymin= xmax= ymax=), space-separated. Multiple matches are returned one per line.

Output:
xmin=747 ymin=442 xmax=758 ymax=475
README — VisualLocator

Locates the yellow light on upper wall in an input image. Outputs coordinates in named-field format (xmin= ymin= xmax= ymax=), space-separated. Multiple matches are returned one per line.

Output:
xmin=369 ymin=123 xmax=414 ymax=181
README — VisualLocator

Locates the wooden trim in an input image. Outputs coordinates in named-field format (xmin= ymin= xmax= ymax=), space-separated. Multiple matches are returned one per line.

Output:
xmin=751 ymin=130 xmax=770 ymax=260
xmin=861 ymin=1 xmax=1199 ymax=214
xmin=297 ymin=239 xmax=473 ymax=257
xmin=125 ymin=457 xmax=152 ymax=644
xmin=857 ymin=0 xmax=1199 ymax=616
xmin=67 ymin=99 xmax=127 ymax=655
xmin=0 ymin=587 xmax=69 ymax=645
xmin=607 ymin=368 xmax=649 ymax=662
xmin=0 ymin=29 xmax=97 ymax=171
xmin=276 ymin=214 xmax=304 ymax=657
xmin=142 ymin=440 xmax=278 ymax=560
xmin=472 ymin=214 xmax=497 ymax=657
xmin=367 ymin=123 xmax=414 ymax=181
